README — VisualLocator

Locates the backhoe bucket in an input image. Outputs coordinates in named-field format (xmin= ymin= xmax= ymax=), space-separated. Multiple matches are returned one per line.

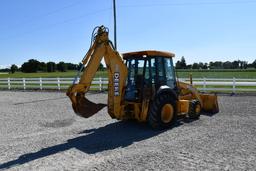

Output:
xmin=68 ymin=92 xmax=106 ymax=118
xmin=200 ymin=94 xmax=219 ymax=114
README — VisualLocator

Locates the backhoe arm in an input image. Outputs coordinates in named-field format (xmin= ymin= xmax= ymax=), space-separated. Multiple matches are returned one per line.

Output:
xmin=66 ymin=26 xmax=128 ymax=119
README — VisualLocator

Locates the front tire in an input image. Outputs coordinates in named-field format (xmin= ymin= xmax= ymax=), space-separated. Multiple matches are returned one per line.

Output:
xmin=147 ymin=94 xmax=177 ymax=129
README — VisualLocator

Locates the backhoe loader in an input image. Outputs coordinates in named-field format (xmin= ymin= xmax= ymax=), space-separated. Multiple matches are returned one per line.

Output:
xmin=66 ymin=25 xmax=219 ymax=129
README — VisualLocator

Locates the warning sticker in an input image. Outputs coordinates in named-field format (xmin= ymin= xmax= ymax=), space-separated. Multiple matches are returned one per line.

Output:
xmin=114 ymin=72 xmax=120 ymax=96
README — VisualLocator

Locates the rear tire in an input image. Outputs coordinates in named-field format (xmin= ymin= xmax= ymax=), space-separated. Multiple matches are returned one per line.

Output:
xmin=188 ymin=100 xmax=201 ymax=119
xmin=147 ymin=94 xmax=177 ymax=129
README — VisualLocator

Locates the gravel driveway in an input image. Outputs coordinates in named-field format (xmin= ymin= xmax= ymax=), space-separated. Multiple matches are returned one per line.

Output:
xmin=0 ymin=91 xmax=255 ymax=171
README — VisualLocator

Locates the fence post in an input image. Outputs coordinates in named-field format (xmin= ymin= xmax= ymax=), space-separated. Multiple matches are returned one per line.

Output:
xmin=39 ymin=77 xmax=42 ymax=90
xmin=57 ymin=77 xmax=60 ymax=90
xmin=23 ymin=78 xmax=26 ymax=90
xmin=99 ymin=77 xmax=102 ymax=91
xmin=7 ymin=78 xmax=11 ymax=90
xmin=232 ymin=77 xmax=236 ymax=94
xmin=203 ymin=77 xmax=206 ymax=92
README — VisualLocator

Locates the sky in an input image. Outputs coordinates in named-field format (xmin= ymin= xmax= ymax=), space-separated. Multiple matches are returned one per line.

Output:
xmin=0 ymin=0 xmax=256 ymax=68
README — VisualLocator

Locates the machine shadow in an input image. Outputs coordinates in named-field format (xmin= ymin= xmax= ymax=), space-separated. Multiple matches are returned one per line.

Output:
xmin=0 ymin=120 xmax=172 ymax=170
xmin=201 ymin=111 xmax=219 ymax=117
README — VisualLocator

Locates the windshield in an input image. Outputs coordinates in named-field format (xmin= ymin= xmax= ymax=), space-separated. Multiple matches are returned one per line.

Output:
xmin=124 ymin=57 xmax=176 ymax=101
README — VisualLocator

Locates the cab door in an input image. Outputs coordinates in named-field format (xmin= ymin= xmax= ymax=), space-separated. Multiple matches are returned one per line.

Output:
xmin=124 ymin=58 xmax=146 ymax=102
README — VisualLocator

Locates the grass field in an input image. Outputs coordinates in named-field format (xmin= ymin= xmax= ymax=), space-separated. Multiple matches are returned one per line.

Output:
xmin=0 ymin=71 xmax=107 ymax=78
xmin=176 ymin=70 xmax=256 ymax=78
xmin=0 ymin=69 xmax=255 ymax=79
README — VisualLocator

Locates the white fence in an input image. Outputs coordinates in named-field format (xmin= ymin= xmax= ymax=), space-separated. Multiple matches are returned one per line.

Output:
xmin=0 ymin=77 xmax=107 ymax=91
xmin=0 ymin=77 xmax=256 ymax=93
xmin=178 ymin=78 xmax=256 ymax=93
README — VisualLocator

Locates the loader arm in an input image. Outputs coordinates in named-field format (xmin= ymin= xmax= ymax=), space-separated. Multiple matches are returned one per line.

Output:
xmin=67 ymin=26 xmax=128 ymax=118
xmin=178 ymin=81 xmax=219 ymax=113
xmin=178 ymin=81 xmax=203 ymax=105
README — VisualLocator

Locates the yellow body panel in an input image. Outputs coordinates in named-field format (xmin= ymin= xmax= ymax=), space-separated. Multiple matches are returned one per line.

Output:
xmin=176 ymin=100 xmax=190 ymax=115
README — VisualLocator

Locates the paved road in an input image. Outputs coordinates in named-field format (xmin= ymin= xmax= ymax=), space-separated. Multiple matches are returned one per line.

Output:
xmin=0 ymin=91 xmax=255 ymax=170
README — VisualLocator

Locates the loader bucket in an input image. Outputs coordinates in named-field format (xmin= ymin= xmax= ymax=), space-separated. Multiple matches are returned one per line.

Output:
xmin=200 ymin=94 xmax=219 ymax=114
xmin=68 ymin=92 xmax=107 ymax=118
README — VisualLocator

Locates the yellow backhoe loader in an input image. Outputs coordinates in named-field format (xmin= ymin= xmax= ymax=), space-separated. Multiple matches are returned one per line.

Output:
xmin=66 ymin=25 xmax=219 ymax=129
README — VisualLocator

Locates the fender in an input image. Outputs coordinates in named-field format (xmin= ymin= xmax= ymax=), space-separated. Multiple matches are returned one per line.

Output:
xmin=155 ymin=85 xmax=178 ymax=100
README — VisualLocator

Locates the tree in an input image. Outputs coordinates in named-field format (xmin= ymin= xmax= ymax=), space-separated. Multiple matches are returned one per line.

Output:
xmin=46 ymin=62 xmax=56 ymax=72
xmin=252 ymin=60 xmax=256 ymax=68
xmin=77 ymin=63 xmax=84 ymax=71
xmin=175 ymin=56 xmax=187 ymax=69
xmin=57 ymin=62 xmax=67 ymax=72
xmin=198 ymin=62 xmax=204 ymax=69
xmin=186 ymin=64 xmax=192 ymax=69
xmin=0 ymin=68 xmax=10 ymax=72
xmin=232 ymin=60 xmax=240 ymax=69
xmin=97 ymin=62 xmax=104 ymax=71
xmin=21 ymin=59 xmax=41 ymax=73
xmin=192 ymin=63 xmax=199 ymax=69
xmin=10 ymin=64 xmax=18 ymax=73
xmin=38 ymin=62 xmax=47 ymax=72
xmin=223 ymin=61 xmax=232 ymax=69
xmin=180 ymin=56 xmax=187 ymax=69
xmin=202 ymin=63 xmax=208 ymax=69
xmin=239 ymin=61 xmax=247 ymax=69
xmin=209 ymin=61 xmax=223 ymax=69
xmin=190 ymin=62 xmax=208 ymax=69
xmin=175 ymin=60 xmax=182 ymax=69
xmin=66 ymin=63 xmax=78 ymax=70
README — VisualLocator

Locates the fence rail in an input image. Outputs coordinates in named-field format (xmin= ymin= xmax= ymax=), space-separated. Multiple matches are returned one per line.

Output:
xmin=0 ymin=77 xmax=256 ymax=93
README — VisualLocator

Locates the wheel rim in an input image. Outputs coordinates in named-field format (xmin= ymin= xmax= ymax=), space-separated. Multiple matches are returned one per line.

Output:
xmin=195 ymin=104 xmax=201 ymax=114
xmin=161 ymin=104 xmax=174 ymax=123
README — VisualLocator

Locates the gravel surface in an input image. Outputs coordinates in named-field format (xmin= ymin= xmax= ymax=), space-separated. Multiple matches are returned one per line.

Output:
xmin=0 ymin=91 xmax=255 ymax=171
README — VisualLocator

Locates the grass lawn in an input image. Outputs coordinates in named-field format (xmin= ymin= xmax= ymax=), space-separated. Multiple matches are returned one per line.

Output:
xmin=0 ymin=71 xmax=108 ymax=78
xmin=177 ymin=70 xmax=256 ymax=79
xmin=0 ymin=69 xmax=255 ymax=79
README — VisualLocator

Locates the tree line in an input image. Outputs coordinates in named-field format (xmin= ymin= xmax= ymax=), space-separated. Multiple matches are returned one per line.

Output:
xmin=0 ymin=57 xmax=255 ymax=73
xmin=1 ymin=59 xmax=104 ymax=74
xmin=175 ymin=56 xmax=256 ymax=69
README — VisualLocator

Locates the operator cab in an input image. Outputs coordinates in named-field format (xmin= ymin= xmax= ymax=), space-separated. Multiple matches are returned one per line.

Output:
xmin=123 ymin=50 xmax=177 ymax=102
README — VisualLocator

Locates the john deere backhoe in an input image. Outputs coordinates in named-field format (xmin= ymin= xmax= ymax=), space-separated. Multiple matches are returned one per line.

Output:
xmin=67 ymin=25 xmax=219 ymax=129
